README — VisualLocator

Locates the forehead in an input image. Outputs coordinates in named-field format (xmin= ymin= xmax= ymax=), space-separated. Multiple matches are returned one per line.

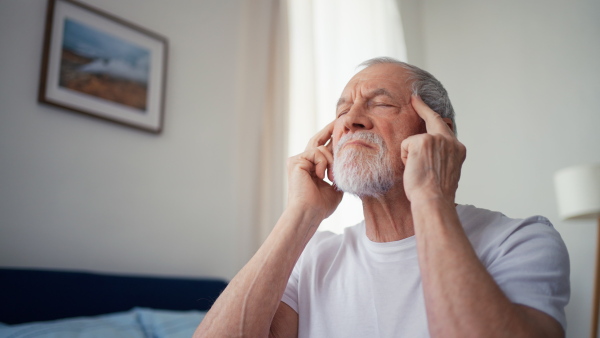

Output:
xmin=340 ymin=63 xmax=412 ymax=100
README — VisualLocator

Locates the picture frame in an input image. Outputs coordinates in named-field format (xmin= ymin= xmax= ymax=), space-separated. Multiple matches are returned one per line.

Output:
xmin=39 ymin=0 xmax=168 ymax=133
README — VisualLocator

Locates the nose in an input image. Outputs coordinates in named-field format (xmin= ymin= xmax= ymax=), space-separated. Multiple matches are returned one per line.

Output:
xmin=342 ymin=105 xmax=373 ymax=133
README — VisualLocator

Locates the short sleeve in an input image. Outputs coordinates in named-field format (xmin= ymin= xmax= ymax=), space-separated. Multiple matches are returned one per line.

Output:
xmin=281 ymin=253 xmax=301 ymax=313
xmin=280 ymin=230 xmax=340 ymax=314
xmin=487 ymin=216 xmax=570 ymax=330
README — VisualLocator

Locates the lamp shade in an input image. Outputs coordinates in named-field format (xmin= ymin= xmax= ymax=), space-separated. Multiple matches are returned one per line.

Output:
xmin=554 ymin=164 xmax=600 ymax=220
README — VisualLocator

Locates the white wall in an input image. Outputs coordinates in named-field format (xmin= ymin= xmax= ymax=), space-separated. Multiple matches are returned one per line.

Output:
xmin=0 ymin=0 xmax=250 ymax=280
xmin=399 ymin=0 xmax=599 ymax=337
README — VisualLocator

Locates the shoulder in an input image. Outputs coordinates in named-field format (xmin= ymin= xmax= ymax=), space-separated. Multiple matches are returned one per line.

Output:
xmin=457 ymin=205 xmax=570 ymax=330
xmin=307 ymin=222 xmax=363 ymax=249
xmin=296 ymin=222 xmax=364 ymax=266
xmin=457 ymin=204 xmax=553 ymax=231
xmin=457 ymin=204 xmax=561 ymax=245
xmin=457 ymin=204 xmax=569 ymax=267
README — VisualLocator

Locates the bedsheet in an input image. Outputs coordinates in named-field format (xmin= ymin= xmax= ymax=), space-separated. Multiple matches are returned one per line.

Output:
xmin=0 ymin=307 xmax=206 ymax=338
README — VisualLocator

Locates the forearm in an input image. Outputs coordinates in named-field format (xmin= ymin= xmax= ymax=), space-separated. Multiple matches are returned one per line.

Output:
xmin=411 ymin=197 xmax=555 ymax=338
xmin=194 ymin=208 xmax=320 ymax=337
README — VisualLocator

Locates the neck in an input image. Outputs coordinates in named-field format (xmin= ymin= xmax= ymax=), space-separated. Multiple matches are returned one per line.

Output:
xmin=361 ymin=185 xmax=414 ymax=242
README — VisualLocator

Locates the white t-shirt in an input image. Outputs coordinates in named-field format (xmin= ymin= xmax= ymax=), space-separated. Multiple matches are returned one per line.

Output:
xmin=281 ymin=205 xmax=570 ymax=337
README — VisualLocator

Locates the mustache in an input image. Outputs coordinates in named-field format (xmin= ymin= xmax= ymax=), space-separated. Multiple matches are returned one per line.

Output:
xmin=334 ymin=131 xmax=386 ymax=154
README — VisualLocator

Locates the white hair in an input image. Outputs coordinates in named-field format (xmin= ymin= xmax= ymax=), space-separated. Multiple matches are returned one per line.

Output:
xmin=358 ymin=57 xmax=457 ymax=135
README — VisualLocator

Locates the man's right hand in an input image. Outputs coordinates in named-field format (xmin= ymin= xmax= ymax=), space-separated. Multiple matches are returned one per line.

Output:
xmin=195 ymin=124 xmax=343 ymax=338
xmin=195 ymin=122 xmax=343 ymax=337
xmin=286 ymin=121 xmax=343 ymax=225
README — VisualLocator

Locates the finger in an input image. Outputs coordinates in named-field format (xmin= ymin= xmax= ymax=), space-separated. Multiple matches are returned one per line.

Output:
xmin=317 ymin=144 xmax=334 ymax=164
xmin=314 ymin=144 xmax=335 ymax=182
xmin=411 ymin=95 xmax=453 ymax=136
xmin=306 ymin=121 xmax=335 ymax=151
xmin=294 ymin=147 xmax=332 ymax=181
xmin=324 ymin=141 xmax=335 ymax=182
xmin=316 ymin=143 xmax=335 ymax=179
xmin=325 ymin=137 xmax=334 ymax=153
xmin=400 ymin=136 xmax=413 ymax=166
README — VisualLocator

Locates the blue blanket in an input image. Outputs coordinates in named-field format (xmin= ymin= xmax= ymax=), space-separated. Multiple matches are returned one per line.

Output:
xmin=0 ymin=307 xmax=206 ymax=338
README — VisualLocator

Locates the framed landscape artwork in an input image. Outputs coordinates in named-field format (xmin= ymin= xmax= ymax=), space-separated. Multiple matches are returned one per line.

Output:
xmin=39 ymin=0 xmax=168 ymax=133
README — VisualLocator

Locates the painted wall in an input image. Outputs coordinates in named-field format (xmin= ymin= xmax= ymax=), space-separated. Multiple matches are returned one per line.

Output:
xmin=399 ymin=0 xmax=600 ymax=337
xmin=0 ymin=0 xmax=247 ymax=280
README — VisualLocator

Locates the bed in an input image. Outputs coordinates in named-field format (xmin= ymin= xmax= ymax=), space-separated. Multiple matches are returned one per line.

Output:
xmin=0 ymin=268 xmax=227 ymax=337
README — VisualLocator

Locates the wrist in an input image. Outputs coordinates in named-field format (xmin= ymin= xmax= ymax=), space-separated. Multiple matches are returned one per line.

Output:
xmin=409 ymin=191 xmax=461 ymax=237
xmin=409 ymin=191 xmax=455 ymax=214
xmin=286 ymin=198 xmax=329 ymax=222
xmin=280 ymin=203 xmax=323 ymax=234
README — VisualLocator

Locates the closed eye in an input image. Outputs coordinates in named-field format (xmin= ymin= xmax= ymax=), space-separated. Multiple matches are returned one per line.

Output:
xmin=337 ymin=110 xmax=349 ymax=118
xmin=372 ymin=103 xmax=395 ymax=109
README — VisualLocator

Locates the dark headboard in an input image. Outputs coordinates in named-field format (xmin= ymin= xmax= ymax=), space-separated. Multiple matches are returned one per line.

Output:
xmin=0 ymin=268 xmax=227 ymax=325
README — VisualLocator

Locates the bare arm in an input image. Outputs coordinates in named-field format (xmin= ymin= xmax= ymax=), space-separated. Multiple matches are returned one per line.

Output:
xmin=193 ymin=209 xmax=312 ymax=337
xmin=401 ymin=95 xmax=564 ymax=338
xmin=194 ymin=123 xmax=342 ymax=338
xmin=411 ymin=198 xmax=563 ymax=338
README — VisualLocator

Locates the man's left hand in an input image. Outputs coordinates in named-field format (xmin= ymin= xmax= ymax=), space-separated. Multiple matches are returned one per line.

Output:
xmin=400 ymin=95 xmax=466 ymax=204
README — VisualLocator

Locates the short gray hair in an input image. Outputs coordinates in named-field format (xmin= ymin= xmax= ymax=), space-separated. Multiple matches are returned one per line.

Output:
xmin=358 ymin=57 xmax=457 ymax=135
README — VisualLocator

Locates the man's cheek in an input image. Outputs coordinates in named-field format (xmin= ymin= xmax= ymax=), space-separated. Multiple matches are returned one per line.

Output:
xmin=388 ymin=152 xmax=404 ymax=171
xmin=331 ymin=124 xmax=346 ymax=147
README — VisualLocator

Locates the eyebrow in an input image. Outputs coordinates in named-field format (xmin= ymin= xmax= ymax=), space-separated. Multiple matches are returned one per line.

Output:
xmin=369 ymin=88 xmax=395 ymax=100
xmin=336 ymin=88 xmax=395 ymax=109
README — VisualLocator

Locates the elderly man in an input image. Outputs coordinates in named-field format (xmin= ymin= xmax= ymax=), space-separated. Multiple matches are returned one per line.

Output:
xmin=194 ymin=57 xmax=570 ymax=337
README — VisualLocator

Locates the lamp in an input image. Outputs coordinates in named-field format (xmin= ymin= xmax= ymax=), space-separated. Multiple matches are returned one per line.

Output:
xmin=554 ymin=164 xmax=600 ymax=338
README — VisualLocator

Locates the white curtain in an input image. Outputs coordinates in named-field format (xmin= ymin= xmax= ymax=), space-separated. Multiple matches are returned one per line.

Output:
xmin=234 ymin=0 xmax=289 ymax=266
xmin=287 ymin=0 xmax=408 ymax=233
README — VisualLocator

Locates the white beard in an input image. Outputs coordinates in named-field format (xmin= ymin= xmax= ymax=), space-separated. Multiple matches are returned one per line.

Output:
xmin=333 ymin=131 xmax=395 ymax=198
